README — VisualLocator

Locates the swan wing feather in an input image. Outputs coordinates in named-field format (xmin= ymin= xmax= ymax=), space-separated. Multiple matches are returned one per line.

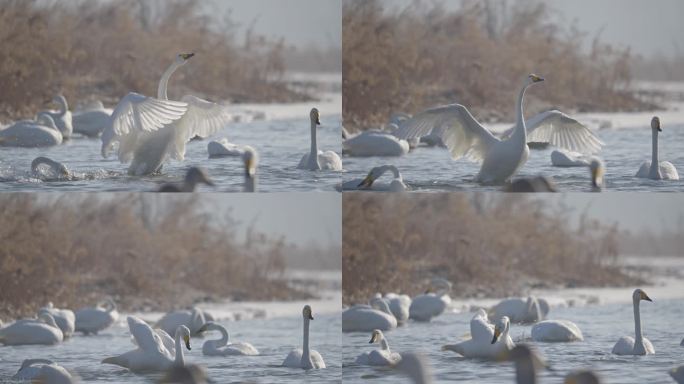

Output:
xmin=110 ymin=93 xmax=188 ymax=136
xmin=127 ymin=317 xmax=167 ymax=355
xmin=179 ymin=95 xmax=234 ymax=138
xmin=525 ymin=110 xmax=603 ymax=154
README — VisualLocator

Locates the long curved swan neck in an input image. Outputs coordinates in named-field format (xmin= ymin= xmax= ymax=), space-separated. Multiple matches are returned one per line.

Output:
xmin=55 ymin=96 xmax=68 ymax=117
xmin=513 ymin=83 xmax=531 ymax=141
xmin=384 ymin=165 xmax=401 ymax=180
xmin=380 ymin=338 xmax=390 ymax=351
xmin=158 ymin=61 xmax=183 ymax=100
xmin=21 ymin=359 xmax=54 ymax=370
xmin=213 ymin=324 xmax=229 ymax=346
xmin=650 ymin=128 xmax=660 ymax=177
xmin=174 ymin=331 xmax=185 ymax=366
xmin=301 ymin=317 xmax=313 ymax=368
xmin=633 ymin=297 xmax=643 ymax=346
xmin=36 ymin=112 xmax=57 ymax=129
xmin=309 ymin=118 xmax=320 ymax=169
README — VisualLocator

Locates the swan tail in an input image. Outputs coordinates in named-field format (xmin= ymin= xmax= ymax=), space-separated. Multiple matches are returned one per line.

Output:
xmin=102 ymin=356 xmax=125 ymax=367
xmin=442 ymin=344 xmax=463 ymax=354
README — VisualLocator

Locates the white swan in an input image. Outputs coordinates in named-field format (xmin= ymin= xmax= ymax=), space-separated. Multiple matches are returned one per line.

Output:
xmin=13 ymin=359 xmax=76 ymax=383
xmin=158 ymin=167 xmax=215 ymax=192
xmin=343 ymin=130 xmax=410 ymax=157
xmin=342 ymin=297 xmax=397 ymax=332
xmin=298 ymin=108 xmax=342 ymax=171
xmin=396 ymin=74 xmax=603 ymax=184
xmin=156 ymin=307 xmax=206 ymax=337
xmin=409 ymin=278 xmax=452 ymax=322
xmin=42 ymin=95 xmax=73 ymax=139
xmin=31 ymin=157 xmax=70 ymax=179
xmin=105 ymin=53 xmax=235 ymax=175
xmin=0 ymin=113 xmax=63 ymax=147
xmin=74 ymin=298 xmax=119 ymax=335
xmin=355 ymin=329 xmax=402 ymax=366
xmin=198 ymin=322 xmax=259 ymax=356
xmin=72 ymin=100 xmax=112 ymax=138
xmin=102 ymin=317 xmax=192 ymax=373
xmin=612 ymin=288 xmax=655 ymax=355
xmin=384 ymin=293 xmax=411 ymax=324
xmin=342 ymin=165 xmax=408 ymax=191
xmin=551 ymin=149 xmax=591 ymax=167
xmin=282 ymin=305 xmax=326 ymax=369
xmin=636 ymin=116 xmax=679 ymax=180
xmin=0 ymin=313 xmax=63 ymax=345
xmin=443 ymin=311 xmax=514 ymax=359
xmin=531 ymin=320 xmax=583 ymax=342
xmin=490 ymin=296 xmax=547 ymax=324
xmin=671 ymin=365 xmax=684 ymax=384
xmin=207 ymin=138 xmax=254 ymax=158
xmin=39 ymin=303 xmax=75 ymax=338
xmin=243 ymin=147 xmax=258 ymax=192
xmin=589 ymin=157 xmax=605 ymax=192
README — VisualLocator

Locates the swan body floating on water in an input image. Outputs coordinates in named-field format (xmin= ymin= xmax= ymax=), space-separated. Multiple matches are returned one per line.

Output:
xmin=42 ymin=95 xmax=73 ymax=139
xmin=0 ymin=313 xmax=63 ymax=345
xmin=73 ymin=100 xmax=112 ymax=138
xmin=105 ymin=53 xmax=235 ymax=175
xmin=283 ymin=305 xmax=326 ymax=369
xmin=551 ymin=149 xmax=591 ymax=167
xmin=490 ymin=296 xmax=548 ymax=324
xmin=612 ymin=288 xmax=654 ymax=355
xmin=0 ymin=113 xmax=63 ymax=147
xmin=298 ymin=108 xmax=342 ymax=171
xmin=671 ymin=365 xmax=684 ymax=384
xmin=103 ymin=317 xmax=191 ymax=373
xmin=343 ymin=130 xmax=410 ymax=157
xmin=342 ymin=165 xmax=408 ymax=191
xmin=158 ymin=167 xmax=215 ymax=192
xmin=443 ymin=311 xmax=514 ymax=359
xmin=74 ymin=299 xmax=118 ymax=335
xmin=207 ymin=138 xmax=255 ymax=158
xmin=635 ymin=116 xmax=679 ymax=180
xmin=39 ymin=303 xmax=75 ymax=338
xmin=243 ymin=147 xmax=258 ymax=192
xmin=13 ymin=359 xmax=76 ymax=383
xmin=396 ymin=74 xmax=603 ymax=184
xmin=409 ymin=278 xmax=452 ymax=322
xmin=356 ymin=329 xmax=402 ymax=366
xmin=343 ymin=297 xmax=397 ymax=332
xmin=156 ymin=307 xmax=206 ymax=337
xmin=384 ymin=293 xmax=411 ymax=324
xmin=531 ymin=320 xmax=583 ymax=342
xmin=198 ymin=322 xmax=259 ymax=356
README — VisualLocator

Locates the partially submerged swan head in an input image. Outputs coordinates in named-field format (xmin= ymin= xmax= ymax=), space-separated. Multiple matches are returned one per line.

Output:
xmin=491 ymin=316 xmax=510 ymax=344
xmin=358 ymin=165 xmax=401 ymax=188
xmin=369 ymin=329 xmax=385 ymax=344
xmin=186 ymin=167 xmax=215 ymax=188
xmin=175 ymin=53 xmax=195 ymax=65
xmin=633 ymin=288 xmax=652 ymax=303
xmin=302 ymin=305 xmax=314 ymax=320
xmin=176 ymin=325 xmax=192 ymax=350
xmin=651 ymin=116 xmax=661 ymax=132
xmin=564 ymin=370 xmax=602 ymax=384
xmin=310 ymin=108 xmax=321 ymax=126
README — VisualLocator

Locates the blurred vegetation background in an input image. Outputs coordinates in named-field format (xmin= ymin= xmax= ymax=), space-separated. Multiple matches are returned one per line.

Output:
xmin=342 ymin=0 xmax=660 ymax=131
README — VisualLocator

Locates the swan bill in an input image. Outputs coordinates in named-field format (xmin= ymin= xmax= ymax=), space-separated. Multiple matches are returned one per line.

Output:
xmin=529 ymin=74 xmax=545 ymax=83
xmin=651 ymin=116 xmax=662 ymax=132
xmin=180 ymin=53 xmax=195 ymax=60
xmin=184 ymin=335 xmax=191 ymax=350
xmin=358 ymin=174 xmax=374 ymax=188
xmin=640 ymin=291 xmax=652 ymax=302
xmin=303 ymin=305 xmax=314 ymax=320
xmin=369 ymin=330 xmax=380 ymax=344
xmin=491 ymin=328 xmax=501 ymax=344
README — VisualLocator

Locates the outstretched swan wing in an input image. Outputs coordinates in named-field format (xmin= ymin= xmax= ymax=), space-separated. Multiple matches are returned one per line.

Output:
xmin=396 ymin=104 xmax=499 ymax=161
xmin=525 ymin=110 xmax=604 ymax=154
xmin=470 ymin=310 xmax=494 ymax=342
xmin=110 ymin=93 xmax=188 ymax=136
xmin=127 ymin=316 xmax=167 ymax=355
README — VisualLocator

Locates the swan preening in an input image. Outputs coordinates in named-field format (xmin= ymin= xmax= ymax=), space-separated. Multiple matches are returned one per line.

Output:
xmin=442 ymin=310 xmax=514 ymax=359
xmin=158 ymin=167 xmax=215 ymax=192
xmin=384 ymin=293 xmax=411 ymax=324
xmin=0 ymin=312 xmax=63 ymax=345
xmin=342 ymin=130 xmax=410 ymax=157
xmin=635 ymin=116 xmax=679 ymax=180
xmin=396 ymin=74 xmax=603 ymax=184
xmin=31 ymin=157 xmax=70 ymax=179
xmin=612 ymin=288 xmax=655 ymax=355
xmin=155 ymin=307 xmax=207 ymax=337
xmin=40 ymin=303 xmax=75 ymax=338
xmin=43 ymin=95 xmax=73 ymax=139
xmin=13 ymin=359 xmax=76 ymax=384
xmin=0 ymin=113 xmax=63 ymax=147
xmin=490 ymin=296 xmax=548 ymax=324
xmin=198 ymin=322 xmax=259 ymax=356
xmin=74 ymin=299 xmax=118 ymax=335
xmin=355 ymin=329 xmax=401 ymax=366
xmin=409 ymin=278 xmax=452 ymax=322
xmin=342 ymin=165 xmax=408 ymax=191
xmin=342 ymin=297 xmax=397 ymax=332
xmin=105 ymin=53 xmax=235 ymax=176
xmin=298 ymin=108 xmax=342 ymax=171
xmin=531 ymin=320 xmax=583 ymax=342
xmin=282 ymin=305 xmax=326 ymax=369
xmin=102 ymin=316 xmax=192 ymax=373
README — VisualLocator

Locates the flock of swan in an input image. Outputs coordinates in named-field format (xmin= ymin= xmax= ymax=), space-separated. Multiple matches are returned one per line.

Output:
xmin=0 ymin=301 xmax=327 ymax=382
xmin=344 ymin=285 xmax=684 ymax=383
xmin=342 ymin=73 xmax=680 ymax=192
xmin=0 ymin=53 xmax=341 ymax=191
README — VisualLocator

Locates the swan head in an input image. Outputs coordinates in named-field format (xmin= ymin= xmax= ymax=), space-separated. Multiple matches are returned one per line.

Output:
xmin=242 ymin=148 xmax=258 ymax=177
xmin=186 ymin=167 xmax=215 ymax=187
xmin=369 ymin=329 xmax=385 ymax=344
xmin=491 ymin=316 xmax=510 ymax=344
xmin=176 ymin=53 xmax=195 ymax=65
xmin=52 ymin=95 xmax=67 ymax=106
xmin=589 ymin=157 xmax=605 ymax=189
xmin=564 ymin=370 xmax=601 ymax=384
xmin=526 ymin=73 xmax=545 ymax=85
xmin=651 ymin=116 xmax=661 ymax=132
xmin=197 ymin=321 xmax=218 ymax=334
xmin=176 ymin=325 xmax=192 ymax=350
xmin=37 ymin=312 xmax=59 ymax=328
xmin=310 ymin=108 xmax=321 ymax=126
xmin=302 ymin=305 xmax=314 ymax=320
xmin=633 ymin=288 xmax=652 ymax=303
xmin=358 ymin=167 xmax=382 ymax=188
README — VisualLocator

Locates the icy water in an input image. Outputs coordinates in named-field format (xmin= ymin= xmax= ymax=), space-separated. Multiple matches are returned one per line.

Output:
xmin=0 ymin=312 xmax=341 ymax=383
xmin=0 ymin=109 xmax=342 ymax=193
xmin=342 ymin=299 xmax=684 ymax=383
xmin=343 ymin=120 xmax=684 ymax=193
